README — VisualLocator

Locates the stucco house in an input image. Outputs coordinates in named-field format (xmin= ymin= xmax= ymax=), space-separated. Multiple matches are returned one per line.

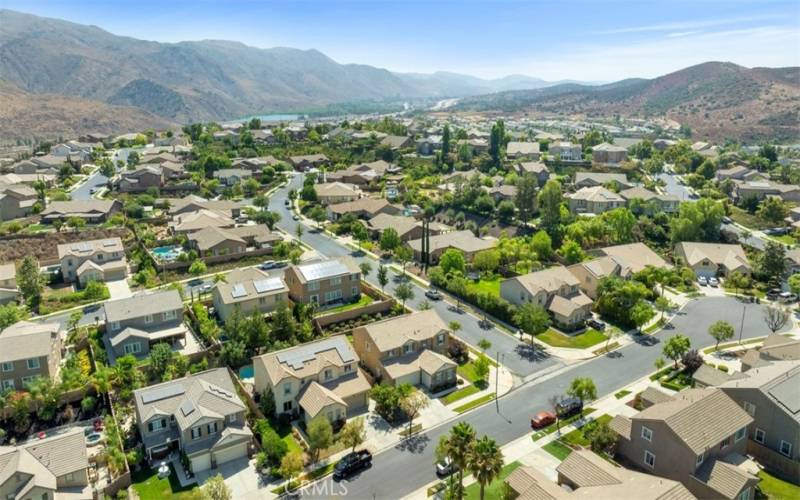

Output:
xmin=0 ymin=184 xmax=37 ymax=221
xmin=592 ymin=143 xmax=628 ymax=165
xmin=0 ymin=262 xmax=19 ymax=304
xmin=406 ymin=230 xmax=495 ymax=264
xmin=0 ymin=321 xmax=62 ymax=392
xmin=212 ymin=268 xmax=289 ymax=321
xmin=568 ymin=186 xmax=626 ymax=215
xmin=674 ymin=242 xmax=750 ymax=278
xmin=57 ymin=237 xmax=128 ymax=287
xmin=284 ymin=257 xmax=362 ymax=307
xmin=314 ymin=182 xmax=361 ymax=206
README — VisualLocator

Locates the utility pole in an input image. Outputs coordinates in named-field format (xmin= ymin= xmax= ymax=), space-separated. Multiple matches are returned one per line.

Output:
xmin=495 ymin=351 xmax=504 ymax=412
xmin=739 ymin=304 xmax=747 ymax=343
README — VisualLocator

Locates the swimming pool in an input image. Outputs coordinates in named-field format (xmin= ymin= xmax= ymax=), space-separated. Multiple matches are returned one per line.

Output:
xmin=152 ymin=245 xmax=183 ymax=262
xmin=239 ymin=365 xmax=254 ymax=379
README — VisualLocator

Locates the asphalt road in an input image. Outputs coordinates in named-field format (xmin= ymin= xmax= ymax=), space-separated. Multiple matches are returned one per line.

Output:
xmin=307 ymin=296 xmax=790 ymax=499
xmin=71 ymin=169 xmax=108 ymax=200
xmin=269 ymin=174 xmax=560 ymax=378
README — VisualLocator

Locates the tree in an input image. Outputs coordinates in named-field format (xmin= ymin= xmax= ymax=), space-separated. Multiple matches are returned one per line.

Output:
xmin=17 ymin=255 xmax=42 ymax=307
xmin=0 ymin=303 xmax=26 ymax=330
xmin=789 ymin=273 xmax=800 ymax=295
xmin=654 ymin=296 xmax=674 ymax=322
xmin=663 ymin=334 xmax=691 ymax=368
xmin=757 ymin=242 xmax=787 ymax=284
xmin=473 ymin=354 xmax=491 ymax=385
xmin=440 ymin=248 xmax=466 ymax=275
xmin=400 ymin=388 xmax=429 ymax=434
xmin=370 ymin=384 xmax=403 ymax=420
xmin=307 ymin=415 xmax=333 ymax=463
xmin=449 ymin=422 xmax=476 ymax=499
xmin=339 ymin=417 xmax=366 ymax=452
xmin=763 ymin=305 xmax=789 ymax=333
xmin=395 ymin=245 xmax=413 ymax=274
xmin=189 ymin=259 xmax=207 ymax=276
xmin=395 ymin=282 xmax=414 ymax=308
xmin=261 ymin=427 xmax=289 ymax=465
xmin=681 ymin=349 xmax=703 ymax=373
xmin=149 ymin=343 xmax=175 ymax=376
xmin=567 ymin=377 xmax=597 ymax=404
xmin=473 ymin=250 xmax=500 ymax=275
xmin=202 ymin=474 xmax=231 ymax=500
xmin=654 ymin=357 xmax=666 ymax=370
xmin=377 ymin=264 xmax=389 ymax=292
xmin=442 ymin=124 xmax=452 ymax=158
xmin=587 ymin=421 xmax=618 ymax=456
xmin=708 ymin=320 xmax=734 ymax=351
xmin=513 ymin=304 xmax=550 ymax=344
xmin=91 ymin=365 xmax=114 ymax=406
xmin=537 ymin=179 xmax=563 ymax=238
xmin=758 ymin=197 xmax=789 ymax=225
xmin=380 ymin=228 xmax=401 ymax=251
xmin=468 ymin=436 xmax=504 ymax=500
xmin=497 ymin=200 xmax=516 ymax=222
xmin=67 ymin=216 xmax=86 ymax=230
xmin=669 ymin=199 xmax=724 ymax=243
xmin=531 ymin=230 xmax=553 ymax=260
xmin=279 ymin=451 xmax=304 ymax=495
xmin=630 ymin=301 xmax=655 ymax=333
xmin=477 ymin=338 xmax=492 ymax=352
xmin=514 ymin=174 xmax=538 ymax=225
xmin=558 ymin=239 xmax=585 ymax=264
xmin=294 ymin=224 xmax=303 ymax=242
xmin=309 ymin=205 xmax=327 ymax=230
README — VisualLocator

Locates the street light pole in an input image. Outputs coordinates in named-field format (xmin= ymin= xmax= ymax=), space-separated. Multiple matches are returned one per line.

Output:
xmin=495 ymin=351 xmax=504 ymax=412
xmin=739 ymin=304 xmax=747 ymax=344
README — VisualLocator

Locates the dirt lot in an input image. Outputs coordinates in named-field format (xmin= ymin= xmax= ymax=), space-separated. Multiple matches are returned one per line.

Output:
xmin=0 ymin=227 xmax=134 ymax=265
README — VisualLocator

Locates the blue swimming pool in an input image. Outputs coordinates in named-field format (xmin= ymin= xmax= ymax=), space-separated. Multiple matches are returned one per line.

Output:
xmin=152 ymin=245 xmax=183 ymax=262
xmin=239 ymin=365 xmax=254 ymax=379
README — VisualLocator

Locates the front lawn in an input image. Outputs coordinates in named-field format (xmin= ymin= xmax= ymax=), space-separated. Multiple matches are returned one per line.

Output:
xmin=316 ymin=294 xmax=374 ymax=315
xmin=536 ymin=328 xmax=607 ymax=349
xmin=542 ymin=440 xmax=573 ymax=460
xmin=465 ymin=276 xmax=501 ymax=297
xmin=560 ymin=414 xmax=612 ymax=447
xmin=757 ymin=470 xmax=800 ymax=500
xmin=463 ymin=461 xmax=521 ymax=500
xmin=131 ymin=466 xmax=201 ymax=500
xmin=457 ymin=359 xmax=490 ymax=387
xmin=454 ymin=394 xmax=495 ymax=413
xmin=729 ymin=206 xmax=774 ymax=230
xmin=442 ymin=384 xmax=481 ymax=404
xmin=614 ymin=390 xmax=631 ymax=399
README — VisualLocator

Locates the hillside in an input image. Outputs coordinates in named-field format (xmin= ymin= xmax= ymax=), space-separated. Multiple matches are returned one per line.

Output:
xmin=456 ymin=62 xmax=800 ymax=142
xmin=0 ymin=82 xmax=174 ymax=142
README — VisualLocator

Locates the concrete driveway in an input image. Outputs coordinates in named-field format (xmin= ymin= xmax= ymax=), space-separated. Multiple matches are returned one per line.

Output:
xmin=195 ymin=457 xmax=272 ymax=498
xmin=105 ymin=279 xmax=133 ymax=300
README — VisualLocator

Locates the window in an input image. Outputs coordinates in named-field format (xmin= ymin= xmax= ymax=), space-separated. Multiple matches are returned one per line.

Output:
xmin=97 ymin=254 xmax=103 ymax=261
xmin=344 ymin=364 xmax=352 ymax=373
xmin=352 ymin=287 xmax=358 ymax=296
xmin=324 ymin=369 xmax=332 ymax=381
xmin=145 ymin=314 xmax=154 ymax=324
xmin=283 ymin=382 xmax=292 ymax=395
xmin=644 ymin=450 xmax=655 ymax=468
xmin=404 ymin=343 xmax=413 ymax=354
xmin=207 ymin=422 xmax=218 ymax=434
xmin=67 ymin=259 xmax=73 ymax=267
xmin=310 ymin=295 xmax=319 ymax=304
xmin=743 ymin=401 xmax=756 ymax=416
xmin=111 ymin=321 xmax=120 ymax=331
xmin=150 ymin=419 xmax=164 ymax=432
xmin=721 ymin=436 xmax=731 ymax=449
xmin=641 ymin=426 xmax=653 ymax=442
xmin=283 ymin=401 xmax=292 ymax=412
xmin=164 ymin=310 xmax=177 ymax=321
xmin=123 ymin=342 xmax=141 ymax=355
xmin=735 ymin=427 xmax=746 ymax=442
xmin=1 ymin=362 xmax=12 ymax=372
xmin=191 ymin=426 xmax=201 ymax=440
xmin=228 ymin=414 xmax=236 ymax=424
xmin=351 ymin=273 xmax=358 ymax=281
xmin=26 ymin=358 xmax=40 ymax=370
xmin=308 ymin=282 xmax=319 ymax=291
xmin=259 ymin=297 xmax=266 ymax=305
xmin=696 ymin=452 xmax=704 ymax=467
xmin=738 ymin=488 xmax=751 ymax=500
xmin=755 ymin=428 xmax=765 ymax=444
xmin=22 ymin=376 xmax=34 ymax=385
xmin=780 ymin=440 xmax=792 ymax=457
xmin=1 ymin=380 xmax=14 ymax=390
xmin=330 ymin=277 xmax=341 ymax=286
xmin=437 ymin=333 xmax=445 ymax=345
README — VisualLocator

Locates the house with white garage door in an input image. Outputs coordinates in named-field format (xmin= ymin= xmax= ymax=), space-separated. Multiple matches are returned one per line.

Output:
xmin=132 ymin=368 xmax=253 ymax=473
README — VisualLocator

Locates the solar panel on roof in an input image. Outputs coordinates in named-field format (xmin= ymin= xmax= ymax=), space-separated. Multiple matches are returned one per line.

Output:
xmin=103 ymin=239 xmax=117 ymax=247
xmin=254 ymin=278 xmax=284 ymax=294
xmin=299 ymin=260 xmax=349 ymax=281
xmin=141 ymin=385 xmax=185 ymax=404
xmin=231 ymin=284 xmax=247 ymax=298
xmin=276 ymin=337 xmax=354 ymax=370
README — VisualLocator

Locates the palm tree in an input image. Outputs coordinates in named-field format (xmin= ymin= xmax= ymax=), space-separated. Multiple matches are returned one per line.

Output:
xmin=449 ymin=422 xmax=476 ymax=499
xmin=91 ymin=365 xmax=114 ymax=406
xmin=468 ymin=436 xmax=504 ymax=500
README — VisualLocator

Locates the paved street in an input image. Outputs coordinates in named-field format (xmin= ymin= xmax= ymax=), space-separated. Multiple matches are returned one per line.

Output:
xmin=71 ymin=169 xmax=108 ymax=200
xmin=657 ymin=172 xmax=693 ymax=201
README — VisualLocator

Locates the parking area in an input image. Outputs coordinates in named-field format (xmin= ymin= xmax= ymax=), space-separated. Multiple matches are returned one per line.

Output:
xmin=106 ymin=278 xmax=133 ymax=300
xmin=194 ymin=457 xmax=270 ymax=498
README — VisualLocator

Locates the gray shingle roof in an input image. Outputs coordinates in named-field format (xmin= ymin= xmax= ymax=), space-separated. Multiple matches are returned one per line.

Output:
xmin=103 ymin=289 xmax=183 ymax=323
xmin=0 ymin=321 xmax=60 ymax=363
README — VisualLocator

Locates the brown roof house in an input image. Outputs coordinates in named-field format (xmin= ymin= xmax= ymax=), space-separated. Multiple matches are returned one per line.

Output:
xmin=406 ymin=230 xmax=495 ymax=264
xmin=0 ymin=262 xmax=19 ymax=304
xmin=549 ymin=142 xmax=584 ymax=161
xmin=352 ymin=310 xmax=457 ymax=391
xmin=57 ymin=237 xmax=128 ymax=287
xmin=327 ymin=197 xmax=401 ymax=221
xmin=187 ymin=225 xmax=280 ymax=259
xmin=574 ymin=172 xmax=633 ymax=190
xmin=674 ymin=242 xmax=750 ymax=278
xmin=500 ymin=266 xmax=593 ymax=330
xmin=610 ymin=388 xmax=759 ymax=499
xmin=366 ymin=214 xmax=447 ymax=242
xmin=506 ymin=141 xmax=541 ymax=160
xmin=253 ymin=337 xmax=371 ymax=426
xmin=40 ymin=200 xmax=122 ymax=224
xmin=212 ymin=268 xmax=289 ymax=322
xmin=0 ymin=427 xmax=91 ymax=499
xmin=212 ymin=168 xmax=253 ymax=186
xmin=326 ymin=160 xmax=393 ymax=186
xmin=592 ymin=143 xmax=628 ymax=165
xmin=738 ymin=333 xmax=800 ymax=372
xmin=598 ymin=243 xmax=671 ymax=274
xmin=568 ymin=186 xmax=626 ymax=215
xmin=290 ymin=154 xmax=329 ymax=171
xmin=0 ymin=184 xmax=37 ymax=221
xmin=169 ymin=209 xmax=236 ymax=234
xmin=166 ymin=196 xmax=242 ymax=219
xmin=314 ymin=182 xmax=362 ymax=206
xmin=380 ymin=135 xmax=414 ymax=151
xmin=0 ymin=321 xmax=62 ymax=392
xmin=284 ymin=257 xmax=362 ymax=307
xmin=567 ymin=255 xmax=634 ymax=299
xmin=132 ymin=368 xmax=252 ymax=472
xmin=118 ymin=165 xmax=163 ymax=192
xmin=620 ymin=186 xmax=680 ymax=214
xmin=516 ymin=161 xmax=550 ymax=185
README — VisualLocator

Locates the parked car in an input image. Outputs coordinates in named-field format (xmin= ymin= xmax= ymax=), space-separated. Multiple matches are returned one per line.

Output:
xmin=259 ymin=260 xmax=277 ymax=270
xmin=82 ymin=304 xmax=101 ymax=314
xmin=722 ymin=216 xmax=732 ymax=224
xmin=89 ymin=188 xmax=96 ymax=194
xmin=425 ymin=289 xmax=442 ymax=301
xmin=530 ymin=411 xmax=556 ymax=429
xmin=779 ymin=292 xmax=798 ymax=303
xmin=698 ymin=276 xmax=708 ymax=286
xmin=436 ymin=456 xmax=458 ymax=477
xmin=200 ymin=283 xmax=213 ymax=293
xmin=284 ymin=199 xmax=291 ymax=206
xmin=555 ymin=397 xmax=583 ymax=419
xmin=708 ymin=277 xmax=719 ymax=288
xmin=767 ymin=288 xmax=783 ymax=300
xmin=587 ymin=318 xmax=605 ymax=331
xmin=292 ymin=214 xmax=300 ymax=221
xmin=333 ymin=450 xmax=372 ymax=480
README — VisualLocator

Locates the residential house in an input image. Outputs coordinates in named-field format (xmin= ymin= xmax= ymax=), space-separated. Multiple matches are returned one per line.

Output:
xmin=252 ymin=129 xmax=277 ymax=145
xmin=719 ymin=361 xmax=800 ymax=483
xmin=785 ymin=248 xmax=800 ymax=275
xmin=549 ymin=142 xmax=584 ymax=161
xmin=314 ymin=182 xmax=361 ymax=206
xmin=620 ymin=186 xmax=680 ymax=214
xmin=506 ymin=141 xmax=541 ymax=160
xmin=352 ymin=310 xmax=457 ymax=391
xmin=0 ymin=184 xmax=37 ymax=220
xmin=327 ymin=197 xmax=401 ymax=221
xmin=0 ymin=172 xmax=56 ymax=186
xmin=487 ymin=184 xmax=517 ymax=202
xmin=406 ymin=230 xmax=495 ymax=264
xmin=653 ymin=139 xmax=677 ymax=151
xmin=574 ymin=172 xmax=633 ymax=190
xmin=326 ymin=160 xmax=393 ymax=186
xmin=365 ymin=214 xmax=447 ymax=242
xmin=516 ymin=161 xmax=550 ymax=185
xmin=739 ymin=333 xmax=800 ymax=372
xmin=166 ymin=196 xmax=242 ymax=219
xmin=535 ymin=131 xmax=564 ymax=141
xmin=212 ymin=268 xmax=288 ymax=322
xmin=102 ymin=290 xmax=187 ymax=362
xmin=253 ymin=337 xmax=371 ymax=426
xmin=231 ymin=156 xmax=282 ymax=173
xmin=160 ymin=161 xmax=186 ymax=180
xmin=284 ymin=257 xmax=361 ymax=307
xmin=213 ymin=169 xmax=253 ymax=186
xmin=0 ymin=428 xmax=91 ymax=499
xmin=57 ymin=237 xmax=128 ymax=287
xmin=568 ymin=256 xmax=633 ymax=299
xmin=568 ymin=186 xmax=626 ymax=215
xmin=188 ymin=225 xmax=281 ymax=259
xmin=133 ymin=368 xmax=252 ymax=472
xmin=674 ymin=242 xmax=751 ymax=278
xmin=380 ymin=135 xmax=414 ymax=151
xmin=289 ymin=154 xmax=329 ymax=171
xmin=0 ymin=263 xmax=18 ymax=304
xmin=504 ymin=450 xmax=695 ymax=499
xmin=416 ymin=136 xmax=442 ymax=155
xmin=40 ymin=200 xmax=122 ymax=224
xmin=610 ymin=388 xmax=758 ymax=499
xmin=501 ymin=266 xmax=593 ymax=330
xmin=212 ymin=130 xmax=239 ymax=144
xmin=598 ymin=242 xmax=672 ymax=274
xmin=592 ymin=143 xmax=628 ymax=165
xmin=119 ymin=165 xmax=164 ymax=192
xmin=170 ymin=209 xmax=236 ymax=234
xmin=716 ymin=165 xmax=759 ymax=182
xmin=735 ymin=181 xmax=800 ymax=203
xmin=0 ymin=321 xmax=62 ymax=392
xmin=140 ymin=152 xmax=179 ymax=165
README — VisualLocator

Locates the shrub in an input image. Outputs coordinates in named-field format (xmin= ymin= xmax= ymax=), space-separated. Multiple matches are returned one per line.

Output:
xmin=681 ymin=349 xmax=703 ymax=374
xmin=262 ymin=428 xmax=289 ymax=466
xmin=717 ymin=365 xmax=729 ymax=373
xmin=447 ymin=339 xmax=469 ymax=364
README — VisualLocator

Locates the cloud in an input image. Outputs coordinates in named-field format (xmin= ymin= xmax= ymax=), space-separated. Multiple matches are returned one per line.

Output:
xmin=595 ymin=13 xmax=780 ymax=35
xmin=666 ymin=31 xmax=701 ymax=38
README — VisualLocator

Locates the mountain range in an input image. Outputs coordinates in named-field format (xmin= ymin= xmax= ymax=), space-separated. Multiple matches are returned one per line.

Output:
xmin=0 ymin=9 xmax=797 ymax=143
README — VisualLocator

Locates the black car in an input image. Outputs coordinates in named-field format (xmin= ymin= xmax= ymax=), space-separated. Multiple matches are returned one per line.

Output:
xmin=555 ymin=397 xmax=583 ymax=419
xmin=333 ymin=450 xmax=372 ymax=480
xmin=766 ymin=288 xmax=782 ymax=300
xmin=587 ymin=319 xmax=605 ymax=331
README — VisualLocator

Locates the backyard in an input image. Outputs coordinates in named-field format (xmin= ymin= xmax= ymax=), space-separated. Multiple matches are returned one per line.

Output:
xmin=757 ymin=470 xmax=800 ymax=500
xmin=131 ymin=466 xmax=201 ymax=500
xmin=316 ymin=294 xmax=374 ymax=315
xmin=536 ymin=328 xmax=607 ymax=349
xmin=465 ymin=276 xmax=501 ymax=297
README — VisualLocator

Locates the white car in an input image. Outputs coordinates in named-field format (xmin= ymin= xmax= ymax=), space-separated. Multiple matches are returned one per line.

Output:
xmin=698 ymin=276 xmax=708 ymax=286
xmin=708 ymin=277 xmax=719 ymax=287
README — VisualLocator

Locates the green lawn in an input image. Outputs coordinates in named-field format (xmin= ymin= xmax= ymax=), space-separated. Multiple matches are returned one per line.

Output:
xmin=454 ymin=394 xmax=495 ymax=413
xmin=271 ymin=418 xmax=303 ymax=455
xmin=316 ymin=295 xmax=374 ymax=315
xmin=702 ymin=336 xmax=766 ymax=354
xmin=560 ymin=414 xmax=613 ymax=447
xmin=131 ymin=466 xmax=201 ymax=500
xmin=770 ymin=234 xmax=797 ymax=246
xmin=644 ymin=318 xmax=666 ymax=334
xmin=463 ymin=461 xmax=521 ymax=500
xmin=757 ymin=470 xmax=800 ymax=500
xmin=542 ymin=440 xmax=573 ymax=461
xmin=536 ymin=328 xmax=607 ymax=349
xmin=729 ymin=206 xmax=774 ymax=230
xmin=457 ymin=359 xmax=490 ymax=387
xmin=614 ymin=390 xmax=631 ymax=399
xmin=442 ymin=384 xmax=481 ymax=404
xmin=466 ymin=277 xmax=501 ymax=297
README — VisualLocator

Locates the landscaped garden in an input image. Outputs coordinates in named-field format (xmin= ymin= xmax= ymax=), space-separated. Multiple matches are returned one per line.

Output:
xmin=463 ymin=461 xmax=521 ymax=500
xmin=757 ymin=470 xmax=800 ymax=500
xmin=131 ymin=466 xmax=201 ymax=500
xmin=536 ymin=328 xmax=607 ymax=349
xmin=465 ymin=276 xmax=501 ymax=297
xmin=316 ymin=294 xmax=374 ymax=315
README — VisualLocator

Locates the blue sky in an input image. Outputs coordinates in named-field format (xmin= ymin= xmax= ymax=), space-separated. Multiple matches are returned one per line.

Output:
xmin=4 ymin=0 xmax=799 ymax=80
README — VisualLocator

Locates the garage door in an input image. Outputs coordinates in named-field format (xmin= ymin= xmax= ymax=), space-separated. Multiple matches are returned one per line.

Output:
xmin=214 ymin=442 xmax=248 ymax=466
xmin=343 ymin=392 xmax=368 ymax=412
xmin=394 ymin=371 xmax=420 ymax=387
xmin=190 ymin=453 xmax=211 ymax=473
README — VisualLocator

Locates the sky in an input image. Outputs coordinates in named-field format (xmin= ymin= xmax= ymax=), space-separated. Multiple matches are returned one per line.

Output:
xmin=2 ymin=0 xmax=799 ymax=81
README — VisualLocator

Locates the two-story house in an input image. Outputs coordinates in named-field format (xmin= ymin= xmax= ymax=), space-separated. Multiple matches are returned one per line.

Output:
xmin=610 ymin=388 xmax=759 ymax=499
xmin=549 ymin=142 xmax=584 ymax=161
xmin=57 ymin=238 xmax=128 ymax=287
xmin=0 ymin=321 xmax=62 ymax=391
xmin=674 ymin=242 xmax=751 ymax=278
xmin=313 ymin=182 xmax=362 ymax=206
xmin=212 ymin=268 xmax=289 ymax=321
xmin=0 ymin=428 xmax=91 ymax=500
xmin=118 ymin=165 xmax=163 ymax=192
xmin=568 ymin=186 xmax=626 ymax=215
xmin=719 ymin=361 xmax=800 ymax=484
xmin=0 ymin=184 xmax=37 ymax=221
xmin=592 ymin=143 xmax=628 ymax=165
xmin=212 ymin=169 xmax=253 ymax=186
xmin=352 ymin=310 xmax=457 ymax=391
xmin=284 ymin=257 xmax=362 ymax=307
xmin=620 ymin=186 xmax=680 ymax=214
xmin=133 ymin=368 xmax=253 ymax=473
xmin=567 ymin=256 xmax=633 ymax=299
xmin=253 ymin=337 xmax=371 ymax=426
xmin=574 ymin=172 xmax=634 ymax=190
xmin=102 ymin=290 xmax=187 ymax=363
xmin=500 ymin=266 xmax=593 ymax=330
xmin=0 ymin=262 xmax=19 ymax=304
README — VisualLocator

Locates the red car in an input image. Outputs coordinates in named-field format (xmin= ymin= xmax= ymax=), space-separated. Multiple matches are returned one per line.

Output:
xmin=530 ymin=411 xmax=556 ymax=429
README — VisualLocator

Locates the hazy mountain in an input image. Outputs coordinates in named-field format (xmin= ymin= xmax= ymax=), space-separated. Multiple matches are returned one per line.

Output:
xmin=456 ymin=62 xmax=800 ymax=141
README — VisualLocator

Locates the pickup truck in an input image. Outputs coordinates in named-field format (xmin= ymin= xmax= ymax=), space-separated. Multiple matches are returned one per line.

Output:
xmin=333 ymin=450 xmax=372 ymax=480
